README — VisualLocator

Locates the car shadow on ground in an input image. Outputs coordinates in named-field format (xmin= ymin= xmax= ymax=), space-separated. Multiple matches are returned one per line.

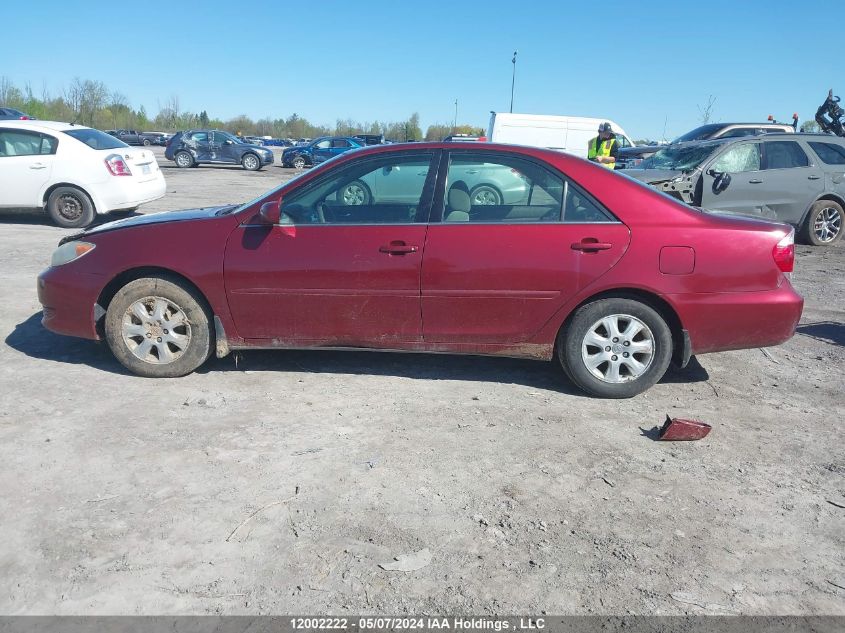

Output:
xmin=7 ymin=312 xmax=710 ymax=394
xmin=0 ymin=209 xmax=142 ymax=228
xmin=796 ymin=321 xmax=845 ymax=347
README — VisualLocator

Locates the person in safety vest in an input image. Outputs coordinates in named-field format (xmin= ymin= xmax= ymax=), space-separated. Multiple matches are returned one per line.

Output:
xmin=587 ymin=122 xmax=618 ymax=169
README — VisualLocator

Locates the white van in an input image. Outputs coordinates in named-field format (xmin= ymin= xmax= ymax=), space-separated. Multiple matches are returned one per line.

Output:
xmin=487 ymin=112 xmax=635 ymax=158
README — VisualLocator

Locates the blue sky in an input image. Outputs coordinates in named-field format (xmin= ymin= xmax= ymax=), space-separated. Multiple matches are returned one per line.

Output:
xmin=6 ymin=1 xmax=835 ymax=139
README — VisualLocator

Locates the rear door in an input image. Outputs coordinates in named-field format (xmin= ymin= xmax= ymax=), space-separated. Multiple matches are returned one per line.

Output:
xmin=185 ymin=131 xmax=212 ymax=161
xmin=758 ymin=139 xmax=824 ymax=225
xmin=420 ymin=150 xmax=630 ymax=346
xmin=0 ymin=128 xmax=57 ymax=207
xmin=224 ymin=150 xmax=439 ymax=344
xmin=699 ymin=141 xmax=769 ymax=217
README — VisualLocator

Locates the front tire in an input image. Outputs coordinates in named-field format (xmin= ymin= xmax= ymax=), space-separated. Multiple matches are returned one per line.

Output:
xmin=338 ymin=180 xmax=371 ymax=205
xmin=242 ymin=153 xmax=261 ymax=171
xmin=292 ymin=155 xmax=307 ymax=169
xmin=142 ymin=139 xmax=151 ymax=146
xmin=104 ymin=277 xmax=212 ymax=378
xmin=174 ymin=151 xmax=194 ymax=168
xmin=46 ymin=186 xmax=95 ymax=228
xmin=801 ymin=200 xmax=843 ymax=246
xmin=558 ymin=298 xmax=672 ymax=398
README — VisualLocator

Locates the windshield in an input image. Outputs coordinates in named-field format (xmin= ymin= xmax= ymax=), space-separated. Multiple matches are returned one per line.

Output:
xmin=672 ymin=124 xmax=723 ymax=143
xmin=63 ymin=128 xmax=129 ymax=150
xmin=640 ymin=143 xmax=719 ymax=171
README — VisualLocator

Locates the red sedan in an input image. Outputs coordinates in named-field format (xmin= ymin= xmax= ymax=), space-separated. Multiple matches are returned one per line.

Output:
xmin=38 ymin=143 xmax=803 ymax=398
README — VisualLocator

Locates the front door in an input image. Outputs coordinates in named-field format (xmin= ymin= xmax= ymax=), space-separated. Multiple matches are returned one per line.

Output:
xmin=421 ymin=150 xmax=630 ymax=345
xmin=224 ymin=151 xmax=439 ymax=345
xmin=212 ymin=131 xmax=239 ymax=163
xmin=310 ymin=139 xmax=333 ymax=164
xmin=0 ymin=128 xmax=57 ymax=207
xmin=700 ymin=141 xmax=768 ymax=217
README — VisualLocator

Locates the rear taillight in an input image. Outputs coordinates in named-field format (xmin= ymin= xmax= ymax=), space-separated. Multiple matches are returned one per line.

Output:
xmin=772 ymin=230 xmax=794 ymax=273
xmin=104 ymin=153 xmax=132 ymax=176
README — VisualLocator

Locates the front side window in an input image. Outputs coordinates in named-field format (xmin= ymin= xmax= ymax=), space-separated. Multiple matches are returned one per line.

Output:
xmin=712 ymin=143 xmax=761 ymax=173
xmin=808 ymin=141 xmax=845 ymax=165
xmin=281 ymin=153 xmax=435 ymax=225
xmin=0 ymin=130 xmax=57 ymax=156
xmin=764 ymin=141 xmax=809 ymax=169
xmin=213 ymin=131 xmax=234 ymax=144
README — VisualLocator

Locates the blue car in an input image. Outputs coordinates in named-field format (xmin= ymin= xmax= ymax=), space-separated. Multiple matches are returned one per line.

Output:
xmin=281 ymin=136 xmax=363 ymax=168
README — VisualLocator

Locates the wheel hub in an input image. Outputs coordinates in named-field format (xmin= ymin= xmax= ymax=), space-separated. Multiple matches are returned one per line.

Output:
xmin=122 ymin=296 xmax=191 ymax=365
xmin=581 ymin=314 xmax=655 ymax=384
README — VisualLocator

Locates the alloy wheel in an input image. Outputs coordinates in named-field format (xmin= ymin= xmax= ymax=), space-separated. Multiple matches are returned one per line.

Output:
xmin=814 ymin=206 xmax=842 ymax=243
xmin=342 ymin=183 xmax=366 ymax=205
xmin=121 ymin=296 xmax=192 ymax=365
xmin=581 ymin=314 xmax=655 ymax=383
xmin=243 ymin=155 xmax=259 ymax=170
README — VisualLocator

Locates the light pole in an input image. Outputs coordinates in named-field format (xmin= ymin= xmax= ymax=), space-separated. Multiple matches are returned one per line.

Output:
xmin=510 ymin=50 xmax=518 ymax=113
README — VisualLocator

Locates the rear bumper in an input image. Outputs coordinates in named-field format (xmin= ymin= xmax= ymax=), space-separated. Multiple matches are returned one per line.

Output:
xmin=93 ymin=172 xmax=166 ymax=213
xmin=669 ymin=282 xmax=804 ymax=355
xmin=38 ymin=267 xmax=105 ymax=340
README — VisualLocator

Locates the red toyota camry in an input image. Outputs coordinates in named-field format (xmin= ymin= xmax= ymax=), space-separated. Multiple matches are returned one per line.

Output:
xmin=38 ymin=143 xmax=803 ymax=398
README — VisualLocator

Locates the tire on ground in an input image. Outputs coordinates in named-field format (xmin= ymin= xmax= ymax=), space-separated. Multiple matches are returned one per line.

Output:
xmin=46 ymin=186 xmax=96 ymax=228
xmin=557 ymin=297 xmax=673 ymax=399
xmin=104 ymin=276 xmax=213 ymax=378
xmin=801 ymin=199 xmax=843 ymax=246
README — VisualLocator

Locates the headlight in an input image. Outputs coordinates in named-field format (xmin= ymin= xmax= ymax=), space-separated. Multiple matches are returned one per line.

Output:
xmin=51 ymin=241 xmax=95 ymax=267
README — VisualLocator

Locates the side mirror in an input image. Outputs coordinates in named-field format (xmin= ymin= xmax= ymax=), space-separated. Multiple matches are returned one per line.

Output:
xmin=710 ymin=171 xmax=732 ymax=193
xmin=259 ymin=200 xmax=282 ymax=224
xmin=225 ymin=140 xmax=234 ymax=145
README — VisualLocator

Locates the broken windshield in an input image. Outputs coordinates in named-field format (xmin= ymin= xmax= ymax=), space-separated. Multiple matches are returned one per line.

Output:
xmin=640 ymin=143 xmax=720 ymax=172
xmin=672 ymin=124 xmax=723 ymax=143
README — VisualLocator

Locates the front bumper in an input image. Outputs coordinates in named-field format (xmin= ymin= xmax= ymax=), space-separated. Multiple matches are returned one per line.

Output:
xmin=38 ymin=267 xmax=105 ymax=340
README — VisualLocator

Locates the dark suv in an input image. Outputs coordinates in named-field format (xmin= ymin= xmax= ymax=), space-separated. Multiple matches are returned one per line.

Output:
xmin=165 ymin=130 xmax=275 ymax=170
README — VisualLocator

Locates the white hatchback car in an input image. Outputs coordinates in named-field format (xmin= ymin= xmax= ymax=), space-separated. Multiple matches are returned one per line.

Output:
xmin=0 ymin=120 xmax=166 ymax=228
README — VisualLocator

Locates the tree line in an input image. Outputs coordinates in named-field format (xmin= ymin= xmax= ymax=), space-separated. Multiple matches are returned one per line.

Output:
xmin=0 ymin=77 xmax=484 ymax=141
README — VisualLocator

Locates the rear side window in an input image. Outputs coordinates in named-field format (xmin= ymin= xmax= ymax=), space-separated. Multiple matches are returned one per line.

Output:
xmin=0 ymin=130 xmax=57 ymax=156
xmin=64 ymin=128 xmax=127 ymax=150
xmin=764 ymin=141 xmax=809 ymax=169
xmin=808 ymin=141 xmax=845 ymax=165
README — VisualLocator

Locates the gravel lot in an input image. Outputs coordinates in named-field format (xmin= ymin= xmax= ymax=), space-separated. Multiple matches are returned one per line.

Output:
xmin=1 ymin=146 xmax=843 ymax=615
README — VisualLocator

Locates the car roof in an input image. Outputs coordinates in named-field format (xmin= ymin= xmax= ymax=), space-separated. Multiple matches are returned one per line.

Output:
xmin=0 ymin=119 xmax=91 ymax=132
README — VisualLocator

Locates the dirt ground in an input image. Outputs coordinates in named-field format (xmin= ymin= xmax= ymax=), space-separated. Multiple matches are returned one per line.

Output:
xmin=0 ymin=147 xmax=843 ymax=615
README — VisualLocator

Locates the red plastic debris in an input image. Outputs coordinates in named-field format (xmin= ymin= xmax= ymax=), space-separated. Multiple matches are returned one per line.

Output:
xmin=657 ymin=415 xmax=712 ymax=441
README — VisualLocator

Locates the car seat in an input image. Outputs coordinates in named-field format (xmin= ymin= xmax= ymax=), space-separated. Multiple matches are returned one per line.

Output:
xmin=445 ymin=180 xmax=471 ymax=222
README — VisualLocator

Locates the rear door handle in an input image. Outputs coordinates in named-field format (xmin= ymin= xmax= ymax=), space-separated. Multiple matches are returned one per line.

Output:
xmin=571 ymin=240 xmax=612 ymax=252
xmin=807 ymin=175 xmax=821 ymax=180
xmin=29 ymin=163 xmax=46 ymax=169
xmin=379 ymin=241 xmax=419 ymax=255
xmin=748 ymin=179 xmax=763 ymax=184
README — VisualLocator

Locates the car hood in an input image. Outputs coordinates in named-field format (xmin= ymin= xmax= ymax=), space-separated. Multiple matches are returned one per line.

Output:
xmin=623 ymin=168 xmax=685 ymax=183
xmin=60 ymin=206 xmax=236 ymax=244
xmin=619 ymin=145 xmax=662 ymax=158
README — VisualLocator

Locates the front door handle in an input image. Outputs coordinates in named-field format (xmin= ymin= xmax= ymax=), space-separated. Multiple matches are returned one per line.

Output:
xmin=807 ymin=175 xmax=821 ymax=180
xmin=379 ymin=241 xmax=419 ymax=255
xmin=571 ymin=240 xmax=612 ymax=252
xmin=748 ymin=179 xmax=763 ymax=184
xmin=29 ymin=162 xmax=46 ymax=169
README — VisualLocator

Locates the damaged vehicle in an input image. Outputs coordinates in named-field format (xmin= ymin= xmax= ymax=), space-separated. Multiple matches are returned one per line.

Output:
xmin=625 ymin=134 xmax=845 ymax=245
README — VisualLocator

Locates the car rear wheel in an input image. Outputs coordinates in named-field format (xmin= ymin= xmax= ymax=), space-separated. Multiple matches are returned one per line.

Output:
xmin=292 ymin=156 xmax=307 ymax=169
xmin=46 ymin=186 xmax=95 ymax=228
xmin=558 ymin=298 xmax=672 ymax=398
xmin=142 ymin=139 xmax=151 ymax=146
xmin=174 ymin=151 xmax=194 ymax=168
xmin=338 ymin=180 xmax=371 ymax=205
xmin=802 ymin=200 xmax=843 ymax=246
xmin=104 ymin=277 xmax=212 ymax=378
xmin=471 ymin=184 xmax=502 ymax=206
xmin=242 ymin=153 xmax=261 ymax=171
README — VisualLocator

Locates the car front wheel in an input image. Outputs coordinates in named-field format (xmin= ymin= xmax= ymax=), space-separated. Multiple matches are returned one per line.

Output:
xmin=242 ymin=153 xmax=261 ymax=171
xmin=292 ymin=156 xmax=307 ymax=169
xmin=338 ymin=180 xmax=371 ymax=205
xmin=802 ymin=200 xmax=843 ymax=246
xmin=558 ymin=298 xmax=672 ymax=398
xmin=104 ymin=277 xmax=212 ymax=378
xmin=143 ymin=139 xmax=151 ymax=146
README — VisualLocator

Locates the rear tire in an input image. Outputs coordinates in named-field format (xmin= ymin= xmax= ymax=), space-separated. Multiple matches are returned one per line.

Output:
xmin=174 ymin=151 xmax=194 ymax=168
xmin=142 ymin=139 xmax=151 ymax=146
xmin=104 ymin=277 xmax=212 ymax=378
xmin=557 ymin=298 xmax=672 ymax=398
xmin=46 ymin=186 xmax=96 ymax=228
xmin=801 ymin=200 xmax=843 ymax=246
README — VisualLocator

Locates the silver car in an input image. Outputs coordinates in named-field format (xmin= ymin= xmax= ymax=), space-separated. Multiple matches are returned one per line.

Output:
xmin=625 ymin=133 xmax=845 ymax=246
